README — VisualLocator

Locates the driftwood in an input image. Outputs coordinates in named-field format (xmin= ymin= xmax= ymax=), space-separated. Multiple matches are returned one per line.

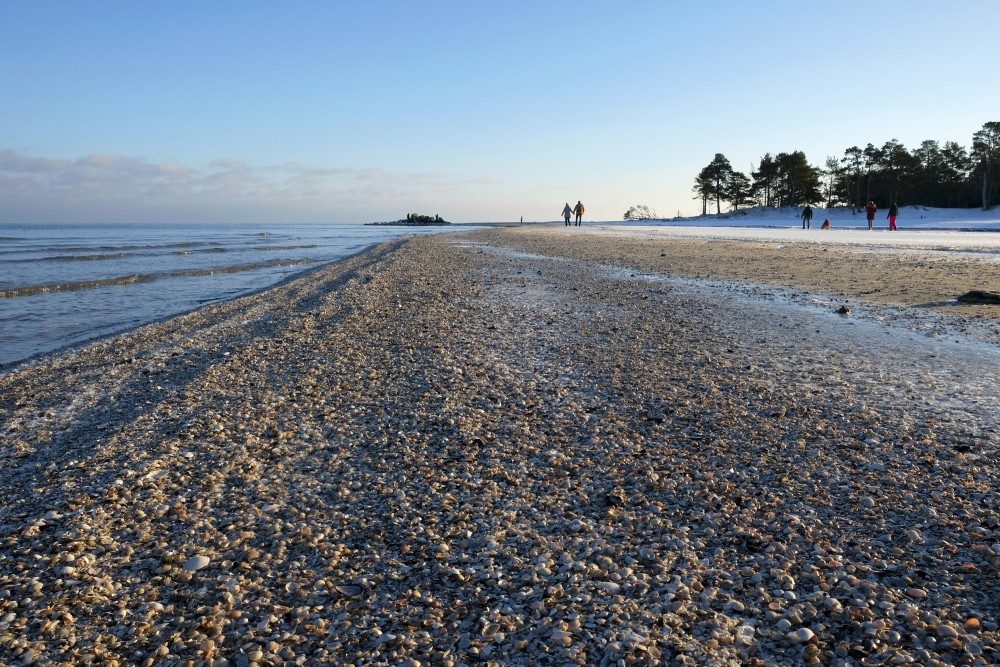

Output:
xmin=957 ymin=290 xmax=1000 ymax=304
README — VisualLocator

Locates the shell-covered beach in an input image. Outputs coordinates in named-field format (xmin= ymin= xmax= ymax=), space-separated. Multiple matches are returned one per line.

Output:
xmin=2 ymin=228 xmax=999 ymax=666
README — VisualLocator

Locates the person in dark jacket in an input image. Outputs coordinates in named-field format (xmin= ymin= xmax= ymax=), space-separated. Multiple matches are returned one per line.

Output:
xmin=887 ymin=202 xmax=899 ymax=231
xmin=865 ymin=201 xmax=878 ymax=230
xmin=801 ymin=206 xmax=813 ymax=229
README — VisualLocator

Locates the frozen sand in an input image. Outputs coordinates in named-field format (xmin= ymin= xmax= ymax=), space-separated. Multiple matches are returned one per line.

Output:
xmin=584 ymin=224 xmax=1000 ymax=251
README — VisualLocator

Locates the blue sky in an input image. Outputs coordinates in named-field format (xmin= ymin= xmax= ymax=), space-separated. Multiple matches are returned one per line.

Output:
xmin=2 ymin=0 xmax=998 ymax=224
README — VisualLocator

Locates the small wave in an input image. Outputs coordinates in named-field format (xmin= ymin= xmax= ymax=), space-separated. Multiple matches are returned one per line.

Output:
xmin=9 ymin=247 xmax=234 ymax=261
xmin=10 ymin=247 xmax=232 ymax=262
xmin=0 ymin=258 xmax=316 ymax=298
xmin=169 ymin=258 xmax=315 ymax=277
xmin=26 ymin=252 xmax=133 ymax=263
xmin=253 ymin=244 xmax=319 ymax=251
xmin=1 ymin=274 xmax=159 ymax=297
xmin=54 ymin=241 xmax=218 ymax=253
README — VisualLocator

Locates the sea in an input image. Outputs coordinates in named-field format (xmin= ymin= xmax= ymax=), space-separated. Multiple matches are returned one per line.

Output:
xmin=0 ymin=222 xmax=476 ymax=369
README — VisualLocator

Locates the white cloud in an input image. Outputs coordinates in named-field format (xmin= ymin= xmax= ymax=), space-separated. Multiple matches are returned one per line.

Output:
xmin=0 ymin=150 xmax=74 ymax=173
xmin=0 ymin=149 xmax=501 ymax=223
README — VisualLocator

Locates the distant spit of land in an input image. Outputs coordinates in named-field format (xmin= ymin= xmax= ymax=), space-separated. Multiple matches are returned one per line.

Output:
xmin=367 ymin=213 xmax=449 ymax=226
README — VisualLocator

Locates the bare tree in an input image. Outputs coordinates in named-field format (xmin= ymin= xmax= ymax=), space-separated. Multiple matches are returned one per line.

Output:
xmin=623 ymin=205 xmax=658 ymax=220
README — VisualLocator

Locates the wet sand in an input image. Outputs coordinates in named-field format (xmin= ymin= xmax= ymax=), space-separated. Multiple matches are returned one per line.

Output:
xmin=1 ymin=228 xmax=998 ymax=666
xmin=491 ymin=225 xmax=1000 ymax=322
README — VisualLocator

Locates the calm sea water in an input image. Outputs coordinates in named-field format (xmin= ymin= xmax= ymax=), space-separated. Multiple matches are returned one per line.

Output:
xmin=0 ymin=222 xmax=472 ymax=368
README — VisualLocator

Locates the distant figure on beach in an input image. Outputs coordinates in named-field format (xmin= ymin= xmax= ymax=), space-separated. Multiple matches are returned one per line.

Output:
xmin=562 ymin=203 xmax=572 ymax=226
xmin=887 ymin=202 xmax=898 ymax=231
xmin=866 ymin=201 xmax=878 ymax=230
xmin=574 ymin=201 xmax=585 ymax=226
xmin=520 ymin=216 xmax=523 ymax=224
xmin=821 ymin=218 xmax=830 ymax=229
xmin=801 ymin=205 xmax=813 ymax=229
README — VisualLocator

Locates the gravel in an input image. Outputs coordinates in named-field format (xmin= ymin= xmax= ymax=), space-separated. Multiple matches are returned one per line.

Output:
xmin=1 ymin=229 xmax=998 ymax=666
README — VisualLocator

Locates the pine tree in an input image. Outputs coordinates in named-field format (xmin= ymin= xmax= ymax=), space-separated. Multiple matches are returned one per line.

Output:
xmin=692 ymin=120 xmax=996 ymax=214
xmin=879 ymin=139 xmax=917 ymax=205
xmin=692 ymin=166 xmax=714 ymax=215
xmin=972 ymin=121 xmax=1000 ymax=210
xmin=751 ymin=154 xmax=779 ymax=207
xmin=726 ymin=171 xmax=752 ymax=211
xmin=940 ymin=141 xmax=973 ymax=207
xmin=823 ymin=156 xmax=842 ymax=207
xmin=707 ymin=154 xmax=734 ymax=214
xmin=841 ymin=146 xmax=864 ymax=212
xmin=775 ymin=152 xmax=821 ymax=206
xmin=862 ymin=143 xmax=882 ymax=204
xmin=912 ymin=140 xmax=944 ymax=206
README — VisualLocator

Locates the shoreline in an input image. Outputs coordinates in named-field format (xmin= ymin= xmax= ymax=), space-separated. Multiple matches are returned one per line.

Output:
xmin=2 ymin=230 xmax=998 ymax=665
xmin=0 ymin=243 xmax=384 ymax=377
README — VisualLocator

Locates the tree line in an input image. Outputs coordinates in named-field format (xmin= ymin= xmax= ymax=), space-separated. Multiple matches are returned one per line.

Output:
xmin=693 ymin=121 xmax=1000 ymax=215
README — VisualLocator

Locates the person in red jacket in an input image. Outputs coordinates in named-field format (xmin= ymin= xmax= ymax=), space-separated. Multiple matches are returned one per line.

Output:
xmin=865 ymin=201 xmax=877 ymax=230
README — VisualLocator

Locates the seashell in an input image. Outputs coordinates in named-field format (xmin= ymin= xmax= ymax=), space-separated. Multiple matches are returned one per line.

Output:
xmin=788 ymin=628 xmax=815 ymax=643
xmin=936 ymin=623 xmax=960 ymax=639
xmin=183 ymin=555 xmax=211 ymax=572
xmin=335 ymin=585 xmax=362 ymax=597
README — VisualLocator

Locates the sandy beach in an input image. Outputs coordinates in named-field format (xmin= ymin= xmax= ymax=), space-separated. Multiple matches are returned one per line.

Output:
xmin=2 ymin=227 xmax=999 ymax=666
xmin=494 ymin=225 xmax=1000 ymax=324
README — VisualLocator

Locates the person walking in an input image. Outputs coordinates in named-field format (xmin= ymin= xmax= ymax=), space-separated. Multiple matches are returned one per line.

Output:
xmin=865 ymin=200 xmax=878 ymax=230
xmin=573 ymin=201 xmax=584 ymax=226
xmin=562 ymin=203 xmax=572 ymax=226
xmin=887 ymin=202 xmax=898 ymax=231
xmin=801 ymin=205 xmax=813 ymax=229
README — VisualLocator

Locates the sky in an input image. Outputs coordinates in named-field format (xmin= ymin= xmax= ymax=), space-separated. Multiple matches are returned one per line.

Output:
xmin=2 ymin=0 xmax=998 ymax=225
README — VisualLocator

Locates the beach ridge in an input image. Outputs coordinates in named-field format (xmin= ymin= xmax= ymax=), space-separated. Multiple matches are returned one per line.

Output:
xmin=1 ymin=230 xmax=998 ymax=665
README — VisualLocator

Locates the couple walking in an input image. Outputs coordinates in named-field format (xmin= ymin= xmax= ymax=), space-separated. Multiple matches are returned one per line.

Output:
xmin=562 ymin=201 xmax=585 ymax=226
xmin=866 ymin=201 xmax=899 ymax=231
